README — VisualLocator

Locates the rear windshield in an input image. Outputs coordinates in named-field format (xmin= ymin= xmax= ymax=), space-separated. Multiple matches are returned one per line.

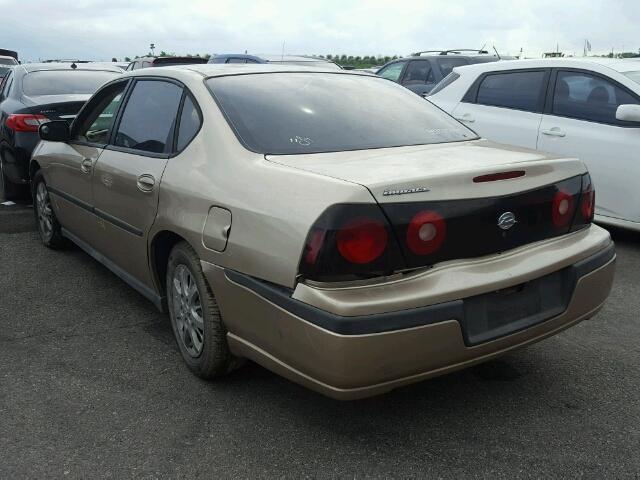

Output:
xmin=206 ymin=73 xmax=477 ymax=154
xmin=22 ymin=70 xmax=120 ymax=96
xmin=0 ymin=58 xmax=17 ymax=65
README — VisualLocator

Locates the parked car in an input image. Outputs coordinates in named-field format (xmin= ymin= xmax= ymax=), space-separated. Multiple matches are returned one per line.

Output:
xmin=208 ymin=53 xmax=342 ymax=69
xmin=30 ymin=65 xmax=614 ymax=399
xmin=0 ymin=55 xmax=18 ymax=79
xmin=428 ymin=58 xmax=640 ymax=232
xmin=0 ymin=62 xmax=122 ymax=198
xmin=125 ymin=56 xmax=208 ymax=71
xmin=376 ymin=49 xmax=503 ymax=95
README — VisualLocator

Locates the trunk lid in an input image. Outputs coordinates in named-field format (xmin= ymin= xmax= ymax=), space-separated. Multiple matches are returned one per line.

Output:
xmin=21 ymin=94 xmax=91 ymax=123
xmin=266 ymin=139 xmax=586 ymax=203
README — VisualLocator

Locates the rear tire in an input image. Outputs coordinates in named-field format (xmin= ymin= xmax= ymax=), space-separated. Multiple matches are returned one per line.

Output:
xmin=32 ymin=171 xmax=66 ymax=249
xmin=0 ymin=154 xmax=22 ymax=200
xmin=166 ymin=241 xmax=241 ymax=378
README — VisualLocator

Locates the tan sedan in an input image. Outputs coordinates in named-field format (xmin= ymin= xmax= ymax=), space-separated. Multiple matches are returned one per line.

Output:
xmin=30 ymin=65 xmax=615 ymax=399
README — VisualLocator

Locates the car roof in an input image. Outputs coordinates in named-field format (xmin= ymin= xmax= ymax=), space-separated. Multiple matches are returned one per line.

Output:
xmin=17 ymin=62 xmax=124 ymax=74
xmin=213 ymin=53 xmax=334 ymax=63
xmin=127 ymin=63 xmax=361 ymax=78
xmin=454 ymin=57 xmax=640 ymax=75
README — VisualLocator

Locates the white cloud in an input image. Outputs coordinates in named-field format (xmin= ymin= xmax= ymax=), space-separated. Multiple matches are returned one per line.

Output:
xmin=3 ymin=0 xmax=639 ymax=62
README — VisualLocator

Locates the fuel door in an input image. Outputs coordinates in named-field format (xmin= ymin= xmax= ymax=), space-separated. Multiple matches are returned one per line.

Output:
xmin=203 ymin=207 xmax=232 ymax=252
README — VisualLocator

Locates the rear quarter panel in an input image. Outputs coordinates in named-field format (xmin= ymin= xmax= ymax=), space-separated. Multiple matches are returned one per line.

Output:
xmin=149 ymin=74 xmax=373 ymax=289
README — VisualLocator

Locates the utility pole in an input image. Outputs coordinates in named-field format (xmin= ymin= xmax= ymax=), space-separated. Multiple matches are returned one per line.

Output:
xmin=150 ymin=43 xmax=156 ymax=56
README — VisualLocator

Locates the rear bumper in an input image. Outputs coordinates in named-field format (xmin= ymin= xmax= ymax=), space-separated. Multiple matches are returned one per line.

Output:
xmin=2 ymin=132 xmax=38 ymax=184
xmin=204 ymin=227 xmax=615 ymax=400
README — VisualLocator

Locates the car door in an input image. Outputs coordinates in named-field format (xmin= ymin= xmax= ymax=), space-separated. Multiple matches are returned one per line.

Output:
xmin=400 ymin=60 xmax=436 ymax=95
xmin=43 ymin=80 xmax=128 ymax=244
xmin=537 ymin=69 xmax=640 ymax=223
xmin=451 ymin=69 xmax=549 ymax=148
xmin=90 ymin=78 xmax=184 ymax=290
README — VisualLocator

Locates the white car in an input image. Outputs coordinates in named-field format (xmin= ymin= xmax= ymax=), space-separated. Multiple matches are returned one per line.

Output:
xmin=428 ymin=58 xmax=640 ymax=231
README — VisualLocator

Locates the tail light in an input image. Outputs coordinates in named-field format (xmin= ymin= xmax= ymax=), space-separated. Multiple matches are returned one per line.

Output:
xmin=299 ymin=204 xmax=405 ymax=282
xmin=5 ymin=114 xmax=48 ymax=132
xmin=571 ymin=173 xmax=595 ymax=231
xmin=406 ymin=210 xmax=446 ymax=255
xmin=336 ymin=218 xmax=388 ymax=264
xmin=551 ymin=189 xmax=576 ymax=227
xmin=299 ymin=174 xmax=594 ymax=283
xmin=580 ymin=174 xmax=595 ymax=222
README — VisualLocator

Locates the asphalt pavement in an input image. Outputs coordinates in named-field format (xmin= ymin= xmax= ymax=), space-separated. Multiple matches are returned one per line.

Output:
xmin=1 ymin=198 xmax=639 ymax=478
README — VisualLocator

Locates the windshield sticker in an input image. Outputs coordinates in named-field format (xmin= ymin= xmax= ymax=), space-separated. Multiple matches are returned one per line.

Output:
xmin=289 ymin=135 xmax=313 ymax=146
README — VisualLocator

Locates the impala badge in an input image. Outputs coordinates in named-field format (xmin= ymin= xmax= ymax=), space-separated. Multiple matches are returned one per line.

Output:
xmin=382 ymin=186 xmax=430 ymax=196
xmin=498 ymin=211 xmax=517 ymax=230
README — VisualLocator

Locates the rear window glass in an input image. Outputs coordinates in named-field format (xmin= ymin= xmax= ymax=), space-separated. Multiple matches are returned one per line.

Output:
xmin=207 ymin=73 xmax=477 ymax=154
xmin=22 ymin=70 xmax=120 ymax=96
xmin=476 ymin=70 xmax=546 ymax=112
xmin=0 ymin=58 xmax=17 ymax=66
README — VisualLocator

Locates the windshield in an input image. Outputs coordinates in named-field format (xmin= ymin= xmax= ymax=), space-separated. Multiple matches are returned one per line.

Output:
xmin=22 ymin=70 xmax=120 ymax=96
xmin=623 ymin=71 xmax=640 ymax=85
xmin=207 ymin=73 xmax=477 ymax=155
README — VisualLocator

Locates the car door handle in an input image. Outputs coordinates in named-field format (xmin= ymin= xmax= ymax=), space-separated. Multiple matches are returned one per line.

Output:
xmin=455 ymin=114 xmax=475 ymax=123
xmin=541 ymin=128 xmax=566 ymax=137
xmin=136 ymin=174 xmax=156 ymax=193
xmin=80 ymin=158 xmax=93 ymax=173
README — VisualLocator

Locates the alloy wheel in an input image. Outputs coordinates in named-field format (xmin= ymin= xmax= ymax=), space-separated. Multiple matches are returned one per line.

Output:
xmin=172 ymin=264 xmax=205 ymax=357
xmin=35 ymin=182 xmax=53 ymax=241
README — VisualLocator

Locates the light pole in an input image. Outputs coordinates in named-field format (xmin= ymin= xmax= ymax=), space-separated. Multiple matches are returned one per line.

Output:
xmin=150 ymin=43 xmax=155 ymax=56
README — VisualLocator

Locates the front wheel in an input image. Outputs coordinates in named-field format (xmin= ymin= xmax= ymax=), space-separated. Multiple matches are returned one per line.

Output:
xmin=166 ymin=241 xmax=241 ymax=378
xmin=32 ymin=171 xmax=66 ymax=249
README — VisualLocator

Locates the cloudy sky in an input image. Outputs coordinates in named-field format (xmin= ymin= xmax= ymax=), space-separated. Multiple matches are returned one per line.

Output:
xmin=4 ymin=0 xmax=639 ymax=62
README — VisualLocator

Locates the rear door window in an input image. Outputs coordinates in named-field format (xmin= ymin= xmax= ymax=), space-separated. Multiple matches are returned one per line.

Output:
xmin=552 ymin=70 xmax=640 ymax=124
xmin=176 ymin=95 xmax=202 ymax=151
xmin=437 ymin=57 xmax=469 ymax=77
xmin=475 ymin=70 xmax=546 ymax=112
xmin=401 ymin=60 xmax=434 ymax=86
xmin=113 ymin=80 xmax=183 ymax=154
xmin=377 ymin=62 xmax=406 ymax=82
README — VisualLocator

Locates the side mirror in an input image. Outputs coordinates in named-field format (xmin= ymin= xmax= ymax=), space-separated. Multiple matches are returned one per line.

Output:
xmin=39 ymin=120 xmax=71 ymax=142
xmin=615 ymin=104 xmax=640 ymax=123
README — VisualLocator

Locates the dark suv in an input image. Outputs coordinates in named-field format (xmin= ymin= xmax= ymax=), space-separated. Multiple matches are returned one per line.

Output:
xmin=376 ymin=49 xmax=503 ymax=96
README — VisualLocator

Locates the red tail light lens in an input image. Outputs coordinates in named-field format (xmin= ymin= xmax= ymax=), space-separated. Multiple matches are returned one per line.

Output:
xmin=552 ymin=189 xmax=575 ymax=227
xmin=336 ymin=218 xmax=388 ymax=264
xmin=581 ymin=178 xmax=595 ymax=222
xmin=406 ymin=210 xmax=446 ymax=255
xmin=5 ymin=114 xmax=48 ymax=132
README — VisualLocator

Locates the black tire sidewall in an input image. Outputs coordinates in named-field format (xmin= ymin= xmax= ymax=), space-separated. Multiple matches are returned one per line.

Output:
xmin=166 ymin=243 xmax=231 ymax=377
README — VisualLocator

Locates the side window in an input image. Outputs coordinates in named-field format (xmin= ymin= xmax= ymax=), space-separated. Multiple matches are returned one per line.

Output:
xmin=125 ymin=62 xmax=135 ymax=71
xmin=142 ymin=61 xmax=152 ymax=68
xmin=226 ymin=58 xmax=247 ymax=64
xmin=176 ymin=95 xmax=202 ymax=151
xmin=552 ymin=70 xmax=640 ymax=124
xmin=476 ymin=70 xmax=546 ymax=112
xmin=437 ymin=58 xmax=469 ymax=77
xmin=75 ymin=82 xmax=127 ymax=144
xmin=401 ymin=60 xmax=434 ymax=86
xmin=114 ymin=80 xmax=183 ymax=154
xmin=377 ymin=62 xmax=406 ymax=82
